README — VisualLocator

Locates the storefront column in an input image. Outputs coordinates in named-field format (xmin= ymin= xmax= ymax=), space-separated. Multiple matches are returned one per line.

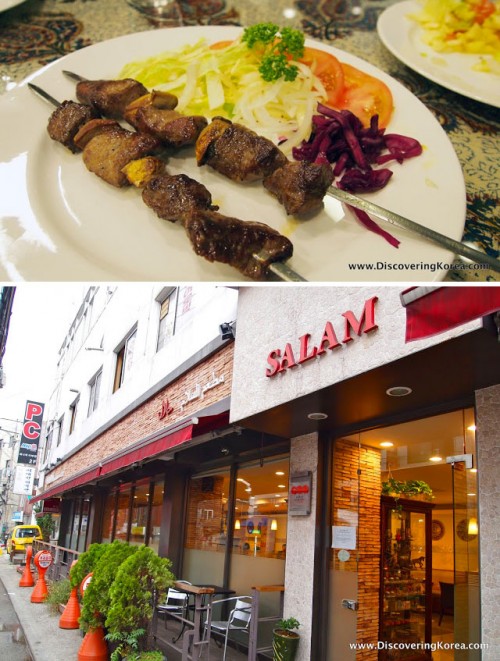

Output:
xmin=284 ymin=432 xmax=318 ymax=661
xmin=475 ymin=383 xmax=500 ymax=660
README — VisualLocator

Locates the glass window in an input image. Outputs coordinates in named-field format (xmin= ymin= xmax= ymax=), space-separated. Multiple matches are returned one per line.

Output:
xmin=113 ymin=328 xmax=137 ymax=392
xmin=183 ymin=470 xmax=230 ymax=586
xmin=88 ymin=369 xmax=102 ymax=416
xmin=101 ymin=490 xmax=116 ymax=544
xmin=130 ymin=480 xmax=150 ymax=546
xmin=69 ymin=399 xmax=79 ymax=435
xmin=157 ymin=289 xmax=177 ymax=352
xmin=148 ymin=479 xmax=164 ymax=553
xmin=56 ymin=416 xmax=64 ymax=447
xmin=115 ymin=484 xmax=132 ymax=541
xmin=43 ymin=425 xmax=53 ymax=464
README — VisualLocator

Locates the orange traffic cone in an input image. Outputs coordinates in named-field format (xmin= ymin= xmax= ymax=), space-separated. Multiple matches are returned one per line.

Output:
xmin=78 ymin=627 xmax=109 ymax=661
xmin=59 ymin=586 xmax=81 ymax=629
xmin=19 ymin=546 xmax=34 ymax=588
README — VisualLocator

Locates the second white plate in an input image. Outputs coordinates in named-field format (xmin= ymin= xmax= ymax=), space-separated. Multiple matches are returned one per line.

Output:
xmin=378 ymin=0 xmax=500 ymax=108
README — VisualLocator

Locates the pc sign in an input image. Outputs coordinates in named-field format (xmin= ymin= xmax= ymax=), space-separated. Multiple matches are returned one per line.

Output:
xmin=17 ymin=401 xmax=45 ymax=465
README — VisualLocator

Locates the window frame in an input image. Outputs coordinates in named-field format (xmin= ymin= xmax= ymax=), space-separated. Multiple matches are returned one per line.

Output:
xmin=156 ymin=287 xmax=177 ymax=352
xmin=113 ymin=325 xmax=137 ymax=393
xmin=87 ymin=368 xmax=103 ymax=416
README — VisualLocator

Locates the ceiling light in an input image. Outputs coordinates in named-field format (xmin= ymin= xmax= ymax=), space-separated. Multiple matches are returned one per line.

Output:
xmin=380 ymin=441 xmax=394 ymax=448
xmin=308 ymin=412 xmax=328 ymax=420
xmin=386 ymin=386 xmax=412 ymax=397
xmin=275 ymin=471 xmax=285 ymax=476
xmin=234 ymin=519 xmax=241 ymax=530
xmin=277 ymin=484 xmax=286 ymax=489
xmin=467 ymin=424 xmax=476 ymax=432
xmin=468 ymin=517 xmax=478 ymax=535
xmin=245 ymin=487 xmax=252 ymax=492
xmin=467 ymin=493 xmax=476 ymax=497
xmin=469 ymin=468 xmax=477 ymax=473
xmin=271 ymin=519 xmax=278 ymax=531
xmin=429 ymin=450 xmax=443 ymax=462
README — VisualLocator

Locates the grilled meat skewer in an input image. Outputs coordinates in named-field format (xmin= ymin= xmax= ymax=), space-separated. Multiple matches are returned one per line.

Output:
xmin=74 ymin=77 xmax=149 ymax=119
xmin=30 ymin=82 xmax=304 ymax=282
xmin=196 ymin=117 xmax=288 ymax=182
xmin=196 ymin=118 xmax=333 ymax=215
xmin=47 ymin=100 xmax=99 ymax=153
xmin=141 ymin=173 xmax=293 ymax=280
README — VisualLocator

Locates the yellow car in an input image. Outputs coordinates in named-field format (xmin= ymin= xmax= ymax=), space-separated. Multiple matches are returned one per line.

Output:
xmin=6 ymin=524 xmax=43 ymax=561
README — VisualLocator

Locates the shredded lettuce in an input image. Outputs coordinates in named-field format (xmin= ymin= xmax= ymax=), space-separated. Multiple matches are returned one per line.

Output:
xmin=119 ymin=39 xmax=326 ymax=154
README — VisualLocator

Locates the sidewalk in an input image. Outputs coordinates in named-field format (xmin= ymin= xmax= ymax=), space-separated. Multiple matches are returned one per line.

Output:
xmin=0 ymin=552 xmax=81 ymax=661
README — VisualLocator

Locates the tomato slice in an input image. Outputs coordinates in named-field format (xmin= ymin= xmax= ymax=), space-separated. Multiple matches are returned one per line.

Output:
xmin=298 ymin=47 xmax=345 ymax=107
xmin=210 ymin=41 xmax=235 ymax=50
xmin=337 ymin=63 xmax=394 ymax=128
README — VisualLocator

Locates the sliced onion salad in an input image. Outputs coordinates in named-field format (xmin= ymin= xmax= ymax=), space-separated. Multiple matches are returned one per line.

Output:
xmin=119 ymin=39 xmax=326 ymax=154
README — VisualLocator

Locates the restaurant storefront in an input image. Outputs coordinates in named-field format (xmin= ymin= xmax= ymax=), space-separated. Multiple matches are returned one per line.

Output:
xmin=229 ymin=286 xmax=500 ymax=661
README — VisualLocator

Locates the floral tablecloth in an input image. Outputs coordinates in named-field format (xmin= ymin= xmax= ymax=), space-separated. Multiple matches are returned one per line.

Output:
xmin=0 ymin=0 xmax=498 ymax=281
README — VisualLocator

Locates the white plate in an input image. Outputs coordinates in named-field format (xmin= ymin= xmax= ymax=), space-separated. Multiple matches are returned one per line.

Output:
xmin=0 ymin=0 xmax=27 ymax=12
xmin=0 ymin=26 xmax=466 ymax=282
xmin=378 ymin=1 xmax=500 ymax=108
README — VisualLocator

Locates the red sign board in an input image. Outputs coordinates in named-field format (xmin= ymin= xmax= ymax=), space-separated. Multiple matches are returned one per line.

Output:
xmin=41 ymin=498 xmax=61 ymax=514
xmin=17 ymin=401 xmax=45 ymax=465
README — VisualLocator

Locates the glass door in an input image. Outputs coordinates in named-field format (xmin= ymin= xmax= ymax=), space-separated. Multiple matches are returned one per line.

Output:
xmin=450 ymin=445 xmax=480 ymax=660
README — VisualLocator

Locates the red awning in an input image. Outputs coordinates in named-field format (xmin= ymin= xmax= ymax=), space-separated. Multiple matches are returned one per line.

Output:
xmin=30 ymin=466 xmax=101 ymax=503
xmin=401 ymin=286 xmax=500 ymax=342
xmin=98 ymin=423 xmax=195 ymax=477
xmin=31 ymin=410 xmax=230 ymax=502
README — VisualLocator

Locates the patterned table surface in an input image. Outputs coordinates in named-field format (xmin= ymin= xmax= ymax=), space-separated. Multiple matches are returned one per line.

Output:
xmin=0 ymin=0 xmax=498 ymax=282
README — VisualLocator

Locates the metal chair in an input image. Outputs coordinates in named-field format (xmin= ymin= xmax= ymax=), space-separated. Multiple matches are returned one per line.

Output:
xmin=157 ymin=581 xmax=192 ymax=642
xmin=438 ymin=581 xmax=454 ymax=625
xmin=204 ymin=595 xmax=253 ymax=661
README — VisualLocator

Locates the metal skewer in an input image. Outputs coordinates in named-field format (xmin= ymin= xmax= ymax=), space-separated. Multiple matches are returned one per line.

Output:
xmin=327 ymin=187 xmax=500 ymax=273
xmin=28 ymin=81 xmax=306 ymax=282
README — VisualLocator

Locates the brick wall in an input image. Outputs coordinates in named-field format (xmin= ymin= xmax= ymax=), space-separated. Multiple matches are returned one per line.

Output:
xmin=333 ymin=439 xmax=381 ymax=660
xmin=48 ymin=344 xmax=234 ymax=484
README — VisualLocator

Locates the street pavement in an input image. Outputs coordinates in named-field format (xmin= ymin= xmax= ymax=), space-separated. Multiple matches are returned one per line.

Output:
xmin=0 ymin=552 xmax=81 ymax=661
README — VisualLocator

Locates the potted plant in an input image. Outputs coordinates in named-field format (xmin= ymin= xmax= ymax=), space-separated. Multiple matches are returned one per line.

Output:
xmin=273 ymin=617 xmax=300 ymax=661
xmin=382 ymin=478 xmax=433 ymax=511
xmin=104 ymin=545 xmax=174 ymax=657
xmin=37 ymin=514 xmax=56 ymax=542
xmin=80 ymin=540 xmax=138 ymax=633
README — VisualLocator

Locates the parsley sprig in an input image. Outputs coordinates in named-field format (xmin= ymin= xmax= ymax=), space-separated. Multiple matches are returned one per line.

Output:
xmin=242 ymin=23 xmax=305 ymax=82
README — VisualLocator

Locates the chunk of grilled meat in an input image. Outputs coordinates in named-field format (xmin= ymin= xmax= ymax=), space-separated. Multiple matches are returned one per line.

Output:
xmin=122 ymin=157 xmax=166 ymax=188
xmin=196 ymin=118 xmax=288 ymax=182
xmin=263 ymin=161 xmax=334 ymax=215
xmin=185 ymin=210 xmax=293 ymax=280
xmin=129 ymin=106 xmax=208 ymax=149
xmin=75 ymin=78 xmax=148 ymax=119
xmin=82 ymin=126 xmax=161 ymax=187
xmin=73 ymin=118 xmax=122 ymax=150
xmin=142 ymin=173 xmax=217 ymax=223
xmin=47 ymin=100 xmax=99 ymax=153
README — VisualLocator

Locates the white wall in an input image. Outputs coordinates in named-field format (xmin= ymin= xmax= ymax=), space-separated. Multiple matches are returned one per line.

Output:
xmin=41 ymin=285 xmax=238 ymax=470
xmin=230 ymin=287 xmax=482 ymax=423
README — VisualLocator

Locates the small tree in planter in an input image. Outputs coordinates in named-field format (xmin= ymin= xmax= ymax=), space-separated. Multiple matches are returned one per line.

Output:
xmin=80 ymin=540 xmax=138 ymax=633
xmin=105 ymin=545 xmax=175 ymax=657
xmin=70 ymin=542 xmax=107 ymax=591
xmin=37 ymin=514 xmax=56 ymax=542
xmin=273 ymin=617 xmax=300 ymax=661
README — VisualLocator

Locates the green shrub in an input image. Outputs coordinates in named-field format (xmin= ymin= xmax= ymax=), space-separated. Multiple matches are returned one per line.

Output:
xmin=45 ymin=578 xmax=71 ymax=614
xmin=80 ymin=540 xmax=138 ymax=632
xmin=105 ymin=545 xmax=174 ymax=652
xmin=70 ymin=542 xmax=107 ymax=590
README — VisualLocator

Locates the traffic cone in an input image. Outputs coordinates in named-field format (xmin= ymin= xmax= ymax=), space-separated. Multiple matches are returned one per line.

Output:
xmin=78 ymin=627 xmax=109 ymax=661
xmin=59 ymin=586 xmax=81 ymax=629
xmin=19 ymin=546 xmax=34 ymax=587
xmin=30 ymin=572 xmax=49 ymax=602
